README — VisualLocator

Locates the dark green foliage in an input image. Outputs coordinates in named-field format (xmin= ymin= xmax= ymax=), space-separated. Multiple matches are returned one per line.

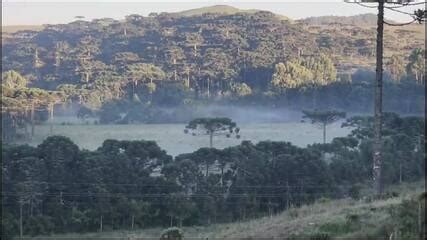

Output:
xmin=302 ymin=110 xmax=346 ymax=144
xmin=318 ymin=222 xmax=354 ymax=235
xmin=184 ymin=117 xmax=240 ymax=148
xmin=302 ymin=110 xmax=346 ymax=127
xmin=1 ymin=113 xmax=424 ymax=237
xmin=160 ymin=227 xmax=184 ymax=240
xmin=387 ymin=197 xmax=425 ymax=240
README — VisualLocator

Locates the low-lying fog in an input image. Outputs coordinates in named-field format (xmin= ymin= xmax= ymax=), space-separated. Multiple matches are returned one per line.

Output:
xmin=30 ymin=106 xmax=353 ymax=156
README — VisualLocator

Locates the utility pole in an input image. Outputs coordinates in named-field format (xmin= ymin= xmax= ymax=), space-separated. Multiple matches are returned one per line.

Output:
xmin=373 ymin=0 xmax=384 ymax=196
xmin=352 ymin=0 xmax=426 ymax=197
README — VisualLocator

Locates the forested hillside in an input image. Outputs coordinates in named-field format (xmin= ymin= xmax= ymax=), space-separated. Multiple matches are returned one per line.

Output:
xmin=1 ymin=6 xmax=425 ymax=141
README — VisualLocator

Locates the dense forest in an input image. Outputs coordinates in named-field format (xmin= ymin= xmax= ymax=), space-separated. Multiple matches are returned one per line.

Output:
xmin=2 ymin=113 xmax=425 ymax=239
xmin=1 ymin=8 xmax=425 ymax=141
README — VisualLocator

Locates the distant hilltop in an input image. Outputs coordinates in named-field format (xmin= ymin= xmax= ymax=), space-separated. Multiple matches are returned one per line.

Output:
xmin=175 ymin=5 xmax=291 ymax=21
xmin=176 ymin=5 xmax=249 ymax=16
xmin=300 ymin=13 xmax=382 ymax=26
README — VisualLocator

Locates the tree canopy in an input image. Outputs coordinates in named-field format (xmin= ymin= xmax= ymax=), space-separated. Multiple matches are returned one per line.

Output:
xmin=184 ymin=117 xmax=240 ymax=148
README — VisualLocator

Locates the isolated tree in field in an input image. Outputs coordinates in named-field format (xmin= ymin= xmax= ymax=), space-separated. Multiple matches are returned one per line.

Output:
xmin=302 ymin=110 xmax=346 ymax=144
xmin=184 ymin=117 xmax=240 ymax=148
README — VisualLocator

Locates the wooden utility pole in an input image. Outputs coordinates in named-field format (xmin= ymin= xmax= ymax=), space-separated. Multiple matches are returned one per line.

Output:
xmin=373 ymin=0 xmax=385 ymax=195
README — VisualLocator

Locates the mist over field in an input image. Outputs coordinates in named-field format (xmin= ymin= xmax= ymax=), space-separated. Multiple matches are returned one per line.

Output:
xmin=29 ymin=105 xmax=350 ymax=156
xmin=25 ymin=121 xmax=350 ymax=156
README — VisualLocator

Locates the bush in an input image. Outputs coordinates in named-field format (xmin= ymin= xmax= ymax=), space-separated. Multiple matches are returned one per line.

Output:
xmin=348 ymin=184 xmax=362 ymax=200
xmin=1 ymin=212 xmax=18 ymax=240
xmin=24 ymin=215 xmax=55 ymax=236
xmin=160 ymin=227 xmax=184 ymax=240
xmin=318 ymin=222 xmax=353 ymax=235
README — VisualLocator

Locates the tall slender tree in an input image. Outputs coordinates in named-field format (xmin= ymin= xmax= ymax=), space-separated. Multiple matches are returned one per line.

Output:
xmin=302 ymin=110 xmax=346 ymax=144
xmin=184 ymin=117 xmax=241 ymax=148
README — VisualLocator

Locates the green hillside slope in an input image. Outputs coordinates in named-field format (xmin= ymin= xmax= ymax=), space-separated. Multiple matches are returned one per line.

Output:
xmin=29 ymin=181 xmax=425 ymax=240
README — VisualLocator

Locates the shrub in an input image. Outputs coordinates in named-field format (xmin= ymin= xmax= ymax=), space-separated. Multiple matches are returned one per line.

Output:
xmin=24 ymin=215 xmax=55 ymax=236
xmin=160 ymin=227 xmax=184 ymax=240
xmin=348 ymin=184 xmax=362 ymax=200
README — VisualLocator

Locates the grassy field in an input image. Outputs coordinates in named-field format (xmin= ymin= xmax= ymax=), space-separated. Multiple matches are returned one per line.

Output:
xmin=20 ymin=120 xmax=351 ymax=156
xmin=27 ymin=181 xmax=425 ymax=240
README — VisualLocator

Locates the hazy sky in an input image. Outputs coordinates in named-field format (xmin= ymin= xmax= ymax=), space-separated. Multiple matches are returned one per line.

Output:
xmin=2 ymin=0 xmax=424 ymax=26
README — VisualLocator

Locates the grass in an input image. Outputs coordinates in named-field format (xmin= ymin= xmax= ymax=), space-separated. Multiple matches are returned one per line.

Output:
xmin=26 ymin=181 xmax=425 ymax=240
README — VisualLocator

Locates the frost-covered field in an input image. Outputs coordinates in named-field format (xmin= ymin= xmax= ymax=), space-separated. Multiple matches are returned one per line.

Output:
xmin=23 ymin=120 xmax=351 ymax=156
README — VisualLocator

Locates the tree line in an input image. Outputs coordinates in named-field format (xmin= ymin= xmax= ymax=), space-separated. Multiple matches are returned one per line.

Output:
xmin=2 ymin=113 xmax=424 ymax=239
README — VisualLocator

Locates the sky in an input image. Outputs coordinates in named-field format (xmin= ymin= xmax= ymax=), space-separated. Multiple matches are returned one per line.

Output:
xmin=2 ymin=0 xmax=425 ymax=26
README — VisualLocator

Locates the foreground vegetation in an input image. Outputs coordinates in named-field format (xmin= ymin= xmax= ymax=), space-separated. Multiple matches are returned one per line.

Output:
xmin=2 ymin=113 xmax=424 ymax=239
xmin=24 ymin=181 xmax=426 ymax=239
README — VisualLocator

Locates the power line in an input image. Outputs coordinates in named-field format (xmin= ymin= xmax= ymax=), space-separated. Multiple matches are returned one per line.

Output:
xmin=4 ymin=180 xmax=356 ymax=189
xmin=2 ymin=191 xmax=339 ymax=199
xmin=383 ymin=1 xmax=426 ymax=9
xmin=385 ymin=7 xmax=419 ymax=17
xmin=354 ymin=2 xmax=378 ymax=8
xmin=384 ymin=18 xmax=418 ymax=25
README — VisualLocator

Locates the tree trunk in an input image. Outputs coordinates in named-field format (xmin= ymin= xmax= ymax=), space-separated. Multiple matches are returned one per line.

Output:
xmin=209 ymin=132 xmax=213 ymax=148
xmin=312 ymin=88 xmax=317 ymax=109
xmin=286 ymin=181 xmax=290 ymax=209
xmin=186 ymin=73 xmax=190 ymax=88
xmin=131 ymin=215 xmax=134 ymax=230
xmin=207 ymin=77 xmax=211 ymax=99
xmin=30 ymin=102 xmax=35 ymax=139
xmin=48 ymin=104 xmax=54 ymax=135
xmin=170 ymin=216 xmax=173 ymax=227
xmin=373 ymin=0 xmax=384 ymax=196
xmin=29 ymin=198 xmax=33 ymax=217
xmin=323 ymin=122 xmax=327 ymax=144
xmin=418 ymin=201 xmax=423 ymax=240
xmin=19 ymin=200 xmax=23 ymax=239
xmin=220 ymin=166 xmax=224 ymax=187
xmin=100 ymin=215 xmax=103 ymax=232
